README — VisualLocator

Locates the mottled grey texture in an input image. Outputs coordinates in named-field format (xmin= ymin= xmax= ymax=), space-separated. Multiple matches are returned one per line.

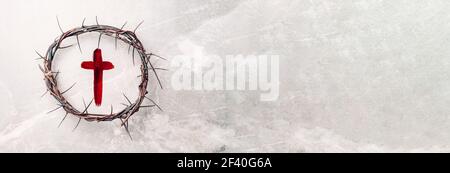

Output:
xmin=0 ymin=0 xmax=449 ymax=152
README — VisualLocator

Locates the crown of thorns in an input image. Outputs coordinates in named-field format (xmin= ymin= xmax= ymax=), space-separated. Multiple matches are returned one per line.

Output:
xmin=37 ymin=17 xmax=164 ymax=138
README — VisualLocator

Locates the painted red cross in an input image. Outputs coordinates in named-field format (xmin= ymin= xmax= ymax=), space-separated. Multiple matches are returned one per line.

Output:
xmin=81 ymin=48 xmax=114 ymax=106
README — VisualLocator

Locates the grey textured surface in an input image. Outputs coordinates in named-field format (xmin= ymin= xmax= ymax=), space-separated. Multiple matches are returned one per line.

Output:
xmin=0 ymin=0 xmax=450 ymax=152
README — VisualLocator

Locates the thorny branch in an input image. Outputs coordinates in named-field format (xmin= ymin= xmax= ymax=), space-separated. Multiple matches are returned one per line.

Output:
xmin=38 ymin=18 xmax=165 ymax=138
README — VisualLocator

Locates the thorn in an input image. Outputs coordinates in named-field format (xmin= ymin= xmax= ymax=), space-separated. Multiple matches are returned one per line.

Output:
xmin=54 ymin=71 xmax=61 ymax=79
xmin=149 ymin=67 xmax=168 ymax=71
xmin=147 ymin=60 xmax=164 ymax=89
xmin=41 ymin=90 xmax=49 ymax=98
xmin=115 ymin=21 xmax=127 ymax=50
xmin=82 ymin=17 xmax=86 ymax=27
xmin=73 ymin=117 xmax=81 ymax=131
xmin=56 ymin=16 xmax=64 ymax=33
xmin=47 ymin=105 xmax=62 ymax=114
xmin=120 ymin=103 xmax=129 ymax=107
xmin=82 ymin=98 xmax=87 ymax=108
xmin=140 ymin=105 xmax=155 ymax=108
xmin=144 ymin=56 xmax=150 ymax=64
xmin=157 ymin=68 xmax=169 ymax=71
xmin=115 ymin=36 xmax=118 ymax=50
xmin=58 ymin=112 xmax=68 ymax=128
xmin=120 ymin=119 xmax=133 ymax=140
xmin=61 ymin=82 xmax=76 ymax=94
xmin=145 ymin=96 xmax=163 ymax=111
xmin=98 ymin=33 xmax=103 ymax=48
xmin=81 ymin=98 xmax=94 ymax=114
xmin=134 ymin=20 xmax=144 ymax=33
xmin=35 ymin=50 xmax=45 ymax=59
xmin=38 ymin=65 xmax=45 ymax=73
xmin=148 ymin=53 xmax=167 ymax=61
xmin=110 ymin=105 xmax=114 ymax=115
xmin=96 ymin=16 xmax=99 ymax=26
xmin=82 ymin=98 xmax=88 ymax=114
xmin=58 ymin=44 xmax=74 ymax=49
xmin=143 ymin=67 xmax=168 ymax=72
xmin=76 ymin=35 xmax=82 ymax=53
xmin=121 ymin=21 xmax=127 ymax=29
xmin=128 ymin=44 xmax=132 ymax=54
xmin=120 ymin=116 xmax=130 ymax=127
xmin=132 ymin=47 xmax=135 ymax=66
xmin=123 ymin=93 xmax=132 ymax=105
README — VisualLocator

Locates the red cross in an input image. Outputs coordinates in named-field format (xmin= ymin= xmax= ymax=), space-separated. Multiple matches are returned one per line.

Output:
xmin=81 ymin=48 xmax=114 ymax=106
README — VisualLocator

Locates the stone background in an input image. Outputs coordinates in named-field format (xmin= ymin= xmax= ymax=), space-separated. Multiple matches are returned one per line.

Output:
xmin=0 ymin=0 xmax=449 ymax=152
